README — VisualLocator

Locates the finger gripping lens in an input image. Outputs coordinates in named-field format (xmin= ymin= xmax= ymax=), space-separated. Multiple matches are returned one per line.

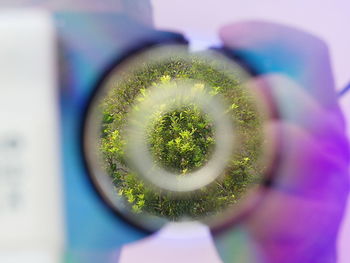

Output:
xmin=83 ymin=44 xmax=274 ymax=232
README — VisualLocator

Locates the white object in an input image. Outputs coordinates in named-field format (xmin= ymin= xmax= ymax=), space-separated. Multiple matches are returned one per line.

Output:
xmin=119 ymin=221 xmax=223 ymax=263
xmin=0 ymin=10 xmax=64 ymax=263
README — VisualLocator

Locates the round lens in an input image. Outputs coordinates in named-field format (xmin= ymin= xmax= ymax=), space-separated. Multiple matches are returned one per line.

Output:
xmin=83 ymin=44 xmax=275 ymax=232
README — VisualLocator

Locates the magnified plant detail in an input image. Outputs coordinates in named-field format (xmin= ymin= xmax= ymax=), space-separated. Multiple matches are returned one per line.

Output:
xmin=147 ymin=103 xmax=215 ymax=175
xmin=98 ymin=53 xmax=265 ymax=220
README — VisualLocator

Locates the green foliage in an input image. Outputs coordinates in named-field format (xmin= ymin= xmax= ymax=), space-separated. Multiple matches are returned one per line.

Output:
xmin=148 ymin=104 xmax=215 ymax=174
xmin=99 ymin=55 xmax=264 ymax=220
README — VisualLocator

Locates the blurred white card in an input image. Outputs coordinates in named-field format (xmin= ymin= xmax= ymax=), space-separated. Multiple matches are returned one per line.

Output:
xmin=0 ymin=10 xmax=63 ymax=263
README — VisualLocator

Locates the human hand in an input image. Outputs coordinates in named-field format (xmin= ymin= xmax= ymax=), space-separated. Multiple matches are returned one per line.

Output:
xmin=215 ymin=21 xmax=349 ymax=263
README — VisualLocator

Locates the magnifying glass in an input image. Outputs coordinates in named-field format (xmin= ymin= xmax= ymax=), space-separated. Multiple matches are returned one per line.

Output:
xmin=82 ymin=43 xmax=277 ymax=233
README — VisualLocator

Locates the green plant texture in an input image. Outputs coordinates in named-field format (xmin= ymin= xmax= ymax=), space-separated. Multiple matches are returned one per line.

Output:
xmin=99 ymin=54 xmax=264 ymax=220
xmin=148 ymin=104 xmax=215 ymax=174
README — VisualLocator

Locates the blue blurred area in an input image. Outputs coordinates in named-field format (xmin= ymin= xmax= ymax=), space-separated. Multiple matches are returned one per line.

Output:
xmin=55 ymin=12 xmax=185 ymax=261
